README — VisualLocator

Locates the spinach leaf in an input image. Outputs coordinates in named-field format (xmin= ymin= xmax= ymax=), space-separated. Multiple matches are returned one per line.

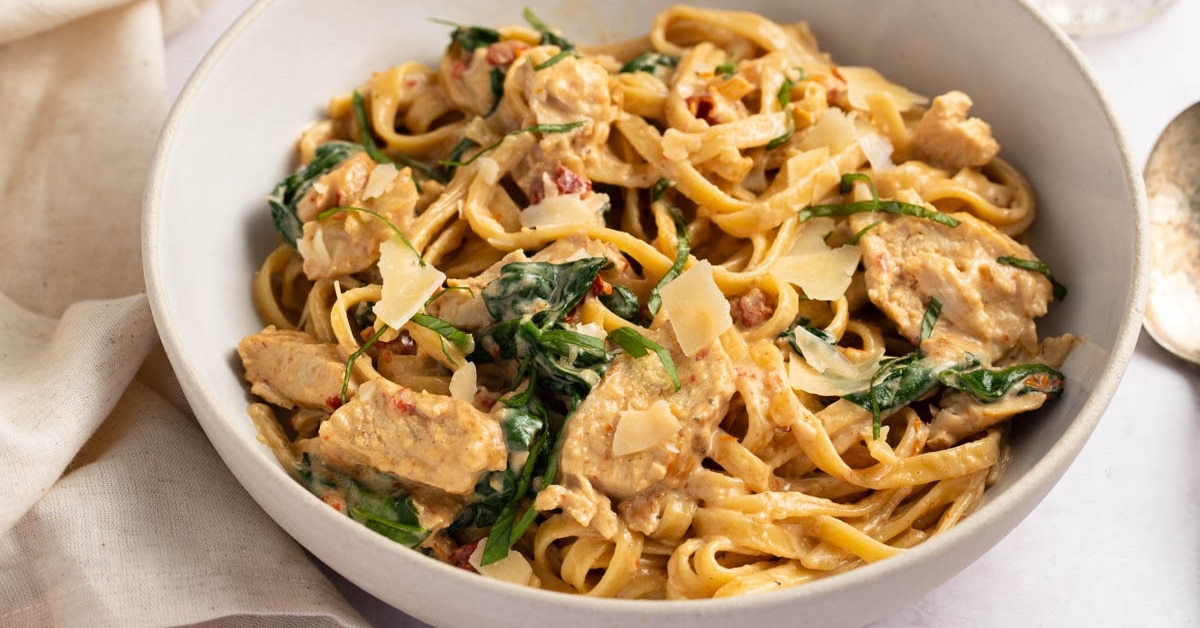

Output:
xmin=844 ymin=353 xmax=941 ymax=437
xmin=266 ymin=141 xmax=362 ymax=247
xmin=481 ymin=257 xmax=609 ymax=327
xmin=450 ymin=402 xmax=545 ymax=532
xmin=348 ymin=483 xmax=428 ymax=547
xmin=939 ymin=363 xmax=1065 ymax=401
xmin=599 ymin=285 xmax=642 ymax=322
xmin=296 ymin=454 xmax=429 ymax=548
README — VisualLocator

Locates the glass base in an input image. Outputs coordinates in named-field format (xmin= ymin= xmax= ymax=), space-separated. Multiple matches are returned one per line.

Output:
xmin=1030 ymin=0 xmax=1178 ymax=35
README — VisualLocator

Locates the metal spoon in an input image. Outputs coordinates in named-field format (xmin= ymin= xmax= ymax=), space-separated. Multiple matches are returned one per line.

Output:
xmin=1144 ymin=101 xmax=1200 ymax=364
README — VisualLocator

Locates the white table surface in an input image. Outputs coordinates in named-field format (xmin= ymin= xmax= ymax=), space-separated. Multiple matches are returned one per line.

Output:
xmin=165 ymin=1 xmax=1200 ymax=625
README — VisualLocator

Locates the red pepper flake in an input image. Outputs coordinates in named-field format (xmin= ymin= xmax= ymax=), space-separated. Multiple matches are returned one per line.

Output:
xmin=686 ymin=94 xmax=719 ymax=125
xmin=391 ymin=389 xmax=416 ymax=414
xmin=325 ymin=395 xmax=343 ymax=411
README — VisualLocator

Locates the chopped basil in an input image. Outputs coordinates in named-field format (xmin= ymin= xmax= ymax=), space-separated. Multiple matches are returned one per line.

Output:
xmin=522 ymin=7 xmax=574 ymax=51
xmin=534 ymin=49 xmax=572 ymax=70
xmin=608 ymin=326 xmax=680 ymax=390
xmin=800 ymin=173 xmax=960 ymax=227
xmin=431 ymin=18 xmax=502 ymax=52
xmin=998 ymin=256 xmax=1068 ymax=300
xmin=620 ymin=51 xmax=680 ymax=78
xmin=486 ymin=66 xmax=506 ymax=117
xmin=411 ymin=312 xmax=475 ymax=360
xmin=920 ymin=296 xmax=942 ymax=342
xmin=267 ymin=141 xmax=362 ymax=247
xmin=339 ymin=324 xmax=388 ymax=405
xmin=351 ymin=90 xmax=393 ymax=166
xmin=714 ymin=61 xmax=736 ymax=78
xmin=765 ymin=75 xmax=796 ymax=150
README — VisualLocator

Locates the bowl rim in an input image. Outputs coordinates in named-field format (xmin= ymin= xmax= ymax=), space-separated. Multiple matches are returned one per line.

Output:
xmin=142 ymin=0 xmax=1150 ymax=620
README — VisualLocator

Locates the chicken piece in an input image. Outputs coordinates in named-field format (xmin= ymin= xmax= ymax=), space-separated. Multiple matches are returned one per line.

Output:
xmin=425 ymin=235 xmax=635 ymax=331
xmin=911 ymin=91 xmax=1000 ymax=171
xmin=295 ymin=153 xmax=420 ymax=280
xmin=494 ymin=50 xmax=619 ymax=195
xmin=316 ymin=378 xmax=507 ymax=496
xmin=534 ymin=329 xmax=736 ymax=539
xmin=852 ymin=212 xmax=1052 ymax=362
xmin=238 ymin=326 xmax=348 ymax=411
xmin=295 ymin=152 xmax=374 ymax=223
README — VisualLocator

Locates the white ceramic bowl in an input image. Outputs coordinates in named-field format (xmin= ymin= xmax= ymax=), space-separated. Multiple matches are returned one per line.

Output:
xmin=143 ymin=1 xmax=1146 ymax=626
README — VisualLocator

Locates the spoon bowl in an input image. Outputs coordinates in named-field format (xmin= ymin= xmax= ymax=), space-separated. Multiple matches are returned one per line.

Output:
xmin=1144 ymin=101 xmax=1200 ymax=364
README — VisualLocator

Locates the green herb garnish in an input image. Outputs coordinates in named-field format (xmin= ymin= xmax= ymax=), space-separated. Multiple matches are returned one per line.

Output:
xmin=646 ymin=179 xmax=690 ymax=316
xmin=316 ymin=205 xmax=423 ymax=265
xmin=522 ymin=7 xmax=574 ymax=51
xmin=608 ymin=326 xmax=680 ymax=390
xmin=998 ymin=256 xmax=1068 ymax=300
xmin=438 ymin=120 xmax=586 ymax=168
xmin=432 ymin=18 xmax=502 ymax=52
xmin=800 ymin=173 xmax=961 ymax=228
xmin=765 ymin=75 xmax=796 ymax=150
xmin=620 ymin=51 xmax=680 ymax=78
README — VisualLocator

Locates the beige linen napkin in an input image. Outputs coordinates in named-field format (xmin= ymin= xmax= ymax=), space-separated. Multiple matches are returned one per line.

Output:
xmin=0 ymin=1 xmax=370 ymax=625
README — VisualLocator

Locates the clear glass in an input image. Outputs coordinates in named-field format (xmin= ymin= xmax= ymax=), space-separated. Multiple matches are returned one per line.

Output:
xmin=1028 ymin=0 xmax=1178 ymax=34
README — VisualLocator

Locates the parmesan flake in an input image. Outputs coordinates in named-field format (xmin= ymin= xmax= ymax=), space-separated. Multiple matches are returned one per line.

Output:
xmin=468 ymin=540 xmax=534 ymax=586
xmin=374 ymin=236 xmax=445 ymax=329
xmin=660 ymin=260 xmax=733 ymax=357
xmin=612 ymin=399 xmax=680 ymax=456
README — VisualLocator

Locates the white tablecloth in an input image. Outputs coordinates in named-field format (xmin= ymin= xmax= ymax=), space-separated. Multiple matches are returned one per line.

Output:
xmin=162 ymin=1 xmax=1199 ymax=625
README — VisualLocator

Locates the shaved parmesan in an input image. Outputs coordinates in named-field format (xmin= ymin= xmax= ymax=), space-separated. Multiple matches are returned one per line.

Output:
xmin=839 ymin=66 xmax=929 ymax=112
xmin=362 ymin=162 xmax=399 ymax=200
xmin=477 ymin=157 xmax=500 ymax=185
xmin=788 ymin=326 xmax=883 ymax=380
xmin=520 ymin=192 xmax=607 ymax=229
xmin=612 ymin=399 xmax=680 ymax=456
xmin=798 ymin=107 xmax=857 ymax=154
xmin=857 ymin=131 xmax=895 ymax=171
xmin=787 ymin=354 xmax=871 ymax=397
xmin=468 ymin=540 xmax=533 ymax=586
xmin=772 ymin=246 xmax=861 ymax=301
xmin=788 ymin=217 xmax=836 ymax=256
xmin=449 ymin=361 xmax=477 ymax=403
xmin=375 ymin=237 xmax=445 ymax=329
xmin=296 ymin=227 xmax=331 ymax=269
xmin=660 ymin=260 xmax=733 ymax=357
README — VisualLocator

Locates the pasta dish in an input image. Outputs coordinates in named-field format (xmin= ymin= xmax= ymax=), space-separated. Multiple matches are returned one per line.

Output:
xmin=237 ymin=6 xmax=1077 ymax=599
